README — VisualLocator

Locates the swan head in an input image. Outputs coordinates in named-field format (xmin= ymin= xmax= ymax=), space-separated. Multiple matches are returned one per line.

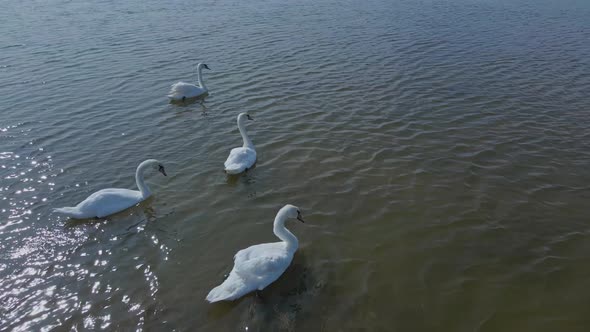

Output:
xmin=281 ymin=204 xmax=305 ymax=223
xmin=156 ymin=163 xmax=167 ymax=176
xmin=141 ymin=159 xmax=167 ymax=176
xmin=199 ymin=63 xmax=211 ymax=70
xmin=237 ymin=112 xmax=254 ymax=124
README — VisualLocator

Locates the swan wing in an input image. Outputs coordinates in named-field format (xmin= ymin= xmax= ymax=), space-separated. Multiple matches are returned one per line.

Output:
xmin=224 ymin=147 xmax=256 ymax=174
xmin=235 ymin=253 xmax=291 ymax=285
xmin=168 ymin=82 xmax=205 ymax=99
xmin=75 ymin=188 xmax=144 ymax=218
xmin=206 ymin=268 xmax=251 ymax=302
xmin=206 ymin=243 xmax=292 ymax=302
xmin=233 ymin=243 xmax=292 ymax=287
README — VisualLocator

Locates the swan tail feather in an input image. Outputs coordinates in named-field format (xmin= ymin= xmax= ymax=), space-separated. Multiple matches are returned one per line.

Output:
xmin=224 ymin=165 xmax=245 ymax=175
xmin=206 ymin=272 xmax=252 ymax=303
xmin=53 ymin=207 xmax=86 ymax=218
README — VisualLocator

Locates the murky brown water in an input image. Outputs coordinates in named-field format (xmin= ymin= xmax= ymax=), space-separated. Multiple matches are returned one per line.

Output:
xmin=2 ymin=0 xmax=590 ymax=330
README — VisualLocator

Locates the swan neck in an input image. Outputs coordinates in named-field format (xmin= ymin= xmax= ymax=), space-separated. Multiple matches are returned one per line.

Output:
xmin=273 ymin=214 xmax=298 ymax=251
xmin=197 ymin=65 xmax=206 ymax=90
xmin=238 ymin=119 xmax=254 ymax=149
xmin=136 ymin=163 xmax=151 ymax=198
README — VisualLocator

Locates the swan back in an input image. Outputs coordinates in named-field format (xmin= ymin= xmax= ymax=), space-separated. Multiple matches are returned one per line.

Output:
xmin=168 ymin=82 xmax=206 ymax=100
xmin=224 ymin=147 xmax=256 ymax=174
xmin=206 ymin=242 xmax=294 ymax=302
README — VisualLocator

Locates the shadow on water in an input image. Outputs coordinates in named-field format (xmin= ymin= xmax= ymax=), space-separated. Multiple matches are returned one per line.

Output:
xmin=168 ymin=93 xmax=209 ymax=106
xmin=207 ymin=250 xmax=322 ymax=331
xmin=225 ymin=162 xmax=258 ymax=187
xmin=170 ymin=98 xmax=210 ymax=115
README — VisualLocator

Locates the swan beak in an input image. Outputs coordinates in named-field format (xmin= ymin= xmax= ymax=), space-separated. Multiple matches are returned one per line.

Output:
xmin=203 ymin=64 xmax=211 ymax=70
xmin=247 ymin=114 xmax=254 ymax=121
xmin=158 ymin=165 xmax=167 ymax=176
xmin=297 ymin=212 xmax=305 ymax=223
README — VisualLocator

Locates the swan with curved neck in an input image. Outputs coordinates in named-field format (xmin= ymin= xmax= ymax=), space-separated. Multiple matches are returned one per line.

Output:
xmin=54 ymin=159 xmax=167 ymax=219
xmin=168 ymin=63 xmax=211 ymax=102
xmin=196 ymin=63 xmax=208 ymax=91
xmin=273 ymin=206 xmax=300 ymax=251
xmin=206 ymin=204 xmax=305 ymax=302
xmin=135 ymin=159 xmax=166 ymax=198
xmin=224 ymin=112 xmax=257 ymax=174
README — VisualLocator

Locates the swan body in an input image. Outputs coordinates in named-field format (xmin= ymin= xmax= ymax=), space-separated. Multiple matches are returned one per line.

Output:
xmin=224 ymin=112 xmax=256 ymax=174
xmin=206 ymin=204 xmax=305 ymax=302
xmin=53 ymin=159 xmax=167 ymax=219
xmin=168 ymin=63 xmax=211 ymax=101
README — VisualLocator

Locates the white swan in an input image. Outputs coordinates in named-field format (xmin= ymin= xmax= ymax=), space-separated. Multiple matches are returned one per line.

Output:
xmin=53 ymin=159 xmax=167 ymax=219
xmin=224 ymin=112 xmax=257 ymax=174
xmin=168 ymin=63 xmax=211 ymax=101
xmin=206 ymin=204 xmax=305 ymax=302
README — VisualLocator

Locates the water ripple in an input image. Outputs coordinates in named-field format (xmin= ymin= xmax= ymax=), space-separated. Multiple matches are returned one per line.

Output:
xmin=1 ymin=0 xmax=590 ymax=330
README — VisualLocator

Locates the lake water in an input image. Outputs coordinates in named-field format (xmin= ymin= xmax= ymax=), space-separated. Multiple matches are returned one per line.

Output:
xmin=1 ymin=0 xmax=590 ymax=330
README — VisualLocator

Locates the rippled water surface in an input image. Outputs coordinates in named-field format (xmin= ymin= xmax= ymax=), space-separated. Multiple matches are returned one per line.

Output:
xmin=2 ymin=0 xmax=590 ymax=330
